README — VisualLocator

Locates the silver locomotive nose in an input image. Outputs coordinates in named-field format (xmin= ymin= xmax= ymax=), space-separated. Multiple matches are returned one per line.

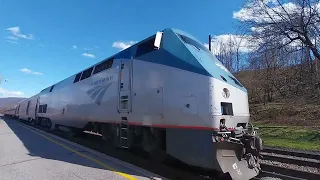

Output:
xmin=213 ymin=125 xmax=262 ymax=180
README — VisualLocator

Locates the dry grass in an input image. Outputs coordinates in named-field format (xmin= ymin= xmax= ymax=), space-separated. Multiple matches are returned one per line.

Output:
xmin=250 ymin=103 xmax=320 ymax=127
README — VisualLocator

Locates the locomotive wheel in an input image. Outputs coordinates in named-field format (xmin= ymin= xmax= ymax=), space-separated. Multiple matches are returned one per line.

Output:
xmin=142 ymin=128 xmax=166 ymax=163
xmin=47 ymin=118 xmax=53 ymax=130
xmin=101 ymin=124 xmax=113 ymax=142
xmin=49 ymin=120 xmax=56 ymax=131
xmin=34 ymin=118 xmax=39 ymax=125
xmin=112 ymin=124 xmax=121 ymax=148
xmin=149 ymin=146 xmax=166 ymax=163
xmin=31 ymin=119 xmax=35 ymax=125
xmin=72 ymin=128 xmax=87 ymax=138
xmin=40 ymin=118 xmax=44 ymax=126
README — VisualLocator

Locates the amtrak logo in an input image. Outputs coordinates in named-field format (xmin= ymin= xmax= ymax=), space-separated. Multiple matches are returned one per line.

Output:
xmin=91 ymin=76 xmax=114 ymax=86
xmin=222 ymin=88 xmax=230 ymax=99
xmin=87 ymin=82 xmax=113 ymax=105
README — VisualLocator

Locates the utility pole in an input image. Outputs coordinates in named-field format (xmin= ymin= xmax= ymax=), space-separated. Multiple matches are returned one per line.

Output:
xmin=208 ymin=35 xmax=212 ymax=52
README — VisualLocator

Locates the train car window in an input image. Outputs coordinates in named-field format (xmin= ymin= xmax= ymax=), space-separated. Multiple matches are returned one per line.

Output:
xmin=38 ymin=104 xmax=47 ymax=113
xmin=49 ymin=85 xmax=54 ymax=92
xmin=80 ymin=67 xmax=94 ymax=80
xmin=135 ymin=37 xmax=156 ymax=58
xmin=74 ymin=72 xmax=82 ymax=83
xmin=93 ymin=58 xmax=114 ymax=74
xmin=221 ymin=102 xmax=234 ymax=116
xmin=220 ymin=75 xmax=227 ymax=82
xmin=44 ymin=104 xmax=47 ymax=113
xmin=228 ymin=75 xmax=243 ymax=87
xmin=178 ymin=34 xmax=209 ymax=53
xmin=38 ymin=105 xmax=42 ymax=113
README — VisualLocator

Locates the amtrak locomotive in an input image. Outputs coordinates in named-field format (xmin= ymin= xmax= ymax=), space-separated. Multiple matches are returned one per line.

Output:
xmin=4 ymin=28 xmax=262 ymax=180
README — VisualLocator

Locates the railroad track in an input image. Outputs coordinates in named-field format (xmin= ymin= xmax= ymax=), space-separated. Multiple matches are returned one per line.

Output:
xmin=261 ymin=152 xmax=320 ymax=168
xmin=256 ymin=147 xmax=320 ymax=180
xmin=258 ymin=164 xmax=320 ymax=180
xmin=263 ymin=147 xmax=320 ymax=160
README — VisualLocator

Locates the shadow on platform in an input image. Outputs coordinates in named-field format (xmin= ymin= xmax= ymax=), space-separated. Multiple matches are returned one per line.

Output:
xmin=0 ymin=115 xmax=151 ymax=179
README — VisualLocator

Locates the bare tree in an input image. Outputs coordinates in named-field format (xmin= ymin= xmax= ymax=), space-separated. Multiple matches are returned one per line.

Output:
xmin=213 ymin=35 xmax=247 ymax=72
xmin=235 ymin=36 xmax=244 ymax=72
xmin=239 ymin=0 xmax=320 ymax=60
xmin=215 ymin=37 xmax=233 ymax=71
xmin=233 ymin=0 xmax=320 ymax=104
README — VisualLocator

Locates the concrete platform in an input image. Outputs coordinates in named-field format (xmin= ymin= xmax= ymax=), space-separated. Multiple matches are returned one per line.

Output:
xmin=0 ymin=116 xmax=166 ymax=180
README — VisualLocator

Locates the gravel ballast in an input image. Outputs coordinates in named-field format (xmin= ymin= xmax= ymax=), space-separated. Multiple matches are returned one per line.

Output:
xmin=261 ymin=159 xmax=320 ymax=174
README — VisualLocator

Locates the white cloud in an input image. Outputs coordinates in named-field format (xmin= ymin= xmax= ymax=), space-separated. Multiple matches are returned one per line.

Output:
xmin=84 ymin=47 xmax=92 ymax=51
xmin=6 ymin=40 xmax=18 ymax=44
xmin=233 ymin=2 xmax=300 ymax=23
xmin=19 ymin=68 xmax=43 ymax=75
xmin=82 ymin=46 xmax=99 ymax=50
xmin=6 ymin=26 xmax=34 ymax=40
xmin=31 ymin=72 xmax=43 ymax=75
xmin=208 ymin=34 xmax=255 ymax=54
xmin=7 ymin=36 xmax=18 ymax=40
xmin=81 ymin=53 xmax=95 ymax=58
xmin=250 ymin=27 xmax=264 ymax=33
xmin=0 ymin=87 xmax=24 ymax=97
xmin=112 ymin=41 xmax=137 ymax=50
xmin=73 ymin=45 xmax=77 ymax=49
xmin=263 ymin=0 xmax=277 ymax=4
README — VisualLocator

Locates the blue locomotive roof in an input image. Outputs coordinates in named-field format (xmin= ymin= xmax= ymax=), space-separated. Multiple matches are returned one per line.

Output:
xmin=47 ymin=28 xmax=246 ymax=92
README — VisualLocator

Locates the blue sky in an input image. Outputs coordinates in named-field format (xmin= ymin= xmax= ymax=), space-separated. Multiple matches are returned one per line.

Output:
xmin=0 ymin=0 xmax=247 ymax=98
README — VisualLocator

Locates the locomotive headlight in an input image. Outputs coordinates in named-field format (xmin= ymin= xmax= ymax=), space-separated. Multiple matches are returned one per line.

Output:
xmin=222 ymin=88 xmax=230 ymax=99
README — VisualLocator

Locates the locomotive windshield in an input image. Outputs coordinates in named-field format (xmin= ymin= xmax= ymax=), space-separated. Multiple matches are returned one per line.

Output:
xmin=176 ymin=31 xmax=245 ymax=90
xmin=177 ymin=34 xmax=211 ymax=54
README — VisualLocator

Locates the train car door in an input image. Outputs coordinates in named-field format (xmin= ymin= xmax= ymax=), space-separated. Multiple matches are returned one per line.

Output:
xmin=118 ymin=59 xmax=132 ymax=113
xmin=35 ymin=96 xmax=39 ymax=120
xmin=26 ymin=100 xmax=31 ymax=120
xmin=16 ymin=104 xmax=20 ymax=117
xmin=116 ymin=58 xmax=133 ymax=149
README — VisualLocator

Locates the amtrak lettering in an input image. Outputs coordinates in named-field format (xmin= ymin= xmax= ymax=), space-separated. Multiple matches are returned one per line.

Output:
xmin=87 ymin=75 xmax=114 ymax=105
xmin=91 ymin=75 xmax=114 ymax=86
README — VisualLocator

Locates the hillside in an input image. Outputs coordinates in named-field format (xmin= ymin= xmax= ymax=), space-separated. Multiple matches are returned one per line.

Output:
xmin=0 ymin=97 xmax=26 ymax=112
xmin=235 ymin=66 xmax=320 ymax=151
xmin=235 ymin=65 xmax=320 ymax=127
